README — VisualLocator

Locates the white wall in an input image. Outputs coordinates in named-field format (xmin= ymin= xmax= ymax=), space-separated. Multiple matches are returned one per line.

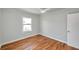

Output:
xmin=0 ymin=9 xmax=2 ymax=44
xmin=40 ymin=8 xmax=79 ymax=43
xmin=0 ymin=9 xmax=3 ymax=45
xmin=1 ymin=8 xmax=40 ymax=44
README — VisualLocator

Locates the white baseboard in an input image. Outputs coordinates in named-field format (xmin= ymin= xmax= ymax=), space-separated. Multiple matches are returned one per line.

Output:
xmin=41 ymin=34 xmax=79 ymax=49
xmin=41 ymin=34 xmax=67 ymax=44
xmin=67 ymin=43 xmax=79 ymax=49
xmin=1 ymin=34 xmax=39 ymax=47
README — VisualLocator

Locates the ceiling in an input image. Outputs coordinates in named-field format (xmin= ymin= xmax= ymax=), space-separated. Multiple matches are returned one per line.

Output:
xmin=19 ymin=8 xmax=63 ymax=14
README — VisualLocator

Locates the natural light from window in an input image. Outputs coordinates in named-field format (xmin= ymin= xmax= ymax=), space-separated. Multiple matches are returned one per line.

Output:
xmin=23 ymin=17 xmax=32 ymax=32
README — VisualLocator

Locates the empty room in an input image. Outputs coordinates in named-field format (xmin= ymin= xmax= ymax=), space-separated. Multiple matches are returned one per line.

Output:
xmin=0 ymin=8 xmax=79 ymax=50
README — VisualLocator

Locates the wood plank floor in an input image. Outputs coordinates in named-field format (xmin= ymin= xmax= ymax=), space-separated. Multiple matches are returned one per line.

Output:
xmin=1 ymin=34 xmax=78 ymax=50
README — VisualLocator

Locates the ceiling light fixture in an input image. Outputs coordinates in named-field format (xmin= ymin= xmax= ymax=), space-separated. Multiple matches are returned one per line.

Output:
xmin=39 ymin=8 xmax=50 ymax=13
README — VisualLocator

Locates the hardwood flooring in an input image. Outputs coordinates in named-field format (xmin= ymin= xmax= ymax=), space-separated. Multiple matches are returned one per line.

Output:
xmin=1 ymin=34 xmax=78 ymax=50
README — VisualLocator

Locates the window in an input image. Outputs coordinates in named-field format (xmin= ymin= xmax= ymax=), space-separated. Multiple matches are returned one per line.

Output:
xmin=23 ymin=17 xmax=32 ymax=32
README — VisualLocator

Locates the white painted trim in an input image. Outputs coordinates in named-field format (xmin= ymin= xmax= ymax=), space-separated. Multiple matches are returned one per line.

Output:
xmin=1 ymin=34 xmax=39 ymax=47
xmin=41 ymin=34 xmax=67 ymax=44
xmin=67 ymin=43 xmax=79 ymax=49
xmin=41 ymin=34 xmax=79 ymax=49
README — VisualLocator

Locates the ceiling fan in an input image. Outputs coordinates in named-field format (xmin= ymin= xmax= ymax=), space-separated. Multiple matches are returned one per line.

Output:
xmin=39 ymin=8 xmax=50 ymax=13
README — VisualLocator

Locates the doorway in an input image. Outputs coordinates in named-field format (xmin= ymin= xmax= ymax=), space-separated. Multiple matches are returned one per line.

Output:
xmin=67 ymin=13 xmax=79 ymax=48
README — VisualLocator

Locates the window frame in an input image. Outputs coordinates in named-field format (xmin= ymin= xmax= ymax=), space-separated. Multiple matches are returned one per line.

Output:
xmin=23 ymin=17 xmax=32 ymax=32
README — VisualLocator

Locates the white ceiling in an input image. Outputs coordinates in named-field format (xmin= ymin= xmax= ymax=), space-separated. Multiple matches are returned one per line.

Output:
xmin=20 ymin=8 xmax=41 ymax=14
xmin=19 ymin=8 xmax=63 ymax=14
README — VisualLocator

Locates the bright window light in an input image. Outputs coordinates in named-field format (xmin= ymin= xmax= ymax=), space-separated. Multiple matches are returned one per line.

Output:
xmin=23 ymin=17 xmax=32 ymax=32
xmin=23 ymin=17 xmax=31 ymax=24
xmin=23 ymin=25 xmax=32 ymax=31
